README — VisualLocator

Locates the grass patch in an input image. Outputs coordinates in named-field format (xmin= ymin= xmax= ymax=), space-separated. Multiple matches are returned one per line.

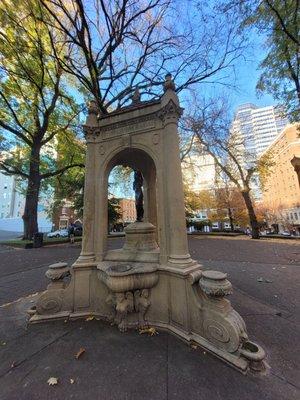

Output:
xmin=190 ymin=232 xmax=244 ymax=237
xmin=0 ymin=236 xmax=82 ymax=248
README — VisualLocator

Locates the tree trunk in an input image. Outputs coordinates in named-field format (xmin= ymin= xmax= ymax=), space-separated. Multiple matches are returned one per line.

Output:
xmin=22 ymin=145 xmax=41 ymax=240
xmin=227 ymin=207 xmax=234 ymax=231
xmin=241 ymin=189 xmax=260 ymax=239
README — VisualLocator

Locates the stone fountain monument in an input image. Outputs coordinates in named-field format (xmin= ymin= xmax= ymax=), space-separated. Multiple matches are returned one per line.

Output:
xmin=30 ymin=75 xmax=266 ymax=373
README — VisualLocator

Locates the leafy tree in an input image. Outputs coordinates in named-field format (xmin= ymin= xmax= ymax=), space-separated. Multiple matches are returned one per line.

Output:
xmin=224 ymin=0 xmax=300 ymax=120
xmin=0 ymin=0 xmax=83 ymax=239
xmin=184 ymin=98 xmax=274 ymax=239
xmin=108 ymin=197 xmax=122 ymax=226
xmin=50 ymin=162 xmax=123 ymax=230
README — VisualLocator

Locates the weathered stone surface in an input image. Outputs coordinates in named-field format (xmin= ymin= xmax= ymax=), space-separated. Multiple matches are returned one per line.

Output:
xmin=31 ymin=75 xmax=266 ymax=373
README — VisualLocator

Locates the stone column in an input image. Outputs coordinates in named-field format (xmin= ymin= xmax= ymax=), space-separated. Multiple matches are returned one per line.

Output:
xmin=159 ymin=76 xmax=192 ymax=267
xmin=76 ymin=102 xmax=98 ymax=264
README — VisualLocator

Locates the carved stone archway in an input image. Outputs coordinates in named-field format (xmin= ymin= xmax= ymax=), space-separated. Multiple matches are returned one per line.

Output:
xmin=31 ymin=75 xmax=266 ymax=374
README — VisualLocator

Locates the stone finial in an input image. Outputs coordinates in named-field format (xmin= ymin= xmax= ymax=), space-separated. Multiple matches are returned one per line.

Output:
xmin=85 ymin=100 xmax=99 ymax=126
xmin=199 ymin=270 xmax=232 ymax=297
xmin=163 ymin=73 xmax=176 ymax=92
xmin=45 ymin=262 xmax=70 ymax=281
xmin=131 ymin=87 xmax=141 ymax=104
xmin=87 ymin=100 xmax=98 ymax=115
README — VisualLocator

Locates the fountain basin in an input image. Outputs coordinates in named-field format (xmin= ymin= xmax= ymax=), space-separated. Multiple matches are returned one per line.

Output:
xmin=98 ymin=262 xmax=158 ymax=293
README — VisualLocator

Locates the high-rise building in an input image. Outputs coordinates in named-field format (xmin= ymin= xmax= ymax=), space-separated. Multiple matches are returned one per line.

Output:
xmin=230 ymin=103 xmax=289 ymax=199
xmin=231 ymin=103 xmax=289 ymax=157
xmin=0 ymin=171 xmax=52 ymax=232
xmin=181 ymin=153 xmax=216 ymax=192
xmin=0 ymin=173 xmax=24 ymax=219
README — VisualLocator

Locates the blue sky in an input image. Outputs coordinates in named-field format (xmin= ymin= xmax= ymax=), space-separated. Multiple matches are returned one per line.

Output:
xmin=221 ymin=30 xmax=275 ymax=113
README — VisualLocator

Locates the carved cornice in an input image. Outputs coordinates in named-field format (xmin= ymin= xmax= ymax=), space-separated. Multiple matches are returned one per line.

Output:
xmin=100 ymin=113 xmax=157 ymax=134
xmin=157 ymin=100 xmax=183 ymax=123
xmin=83 ymin=125 xmax=100 ymax=142
xmin=82 ymin=99 xmax=182 ymax=141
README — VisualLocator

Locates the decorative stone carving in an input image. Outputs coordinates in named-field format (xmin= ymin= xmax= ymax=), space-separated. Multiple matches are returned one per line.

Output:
xmin=157 ymin=100 xmax=183 ymax=123
xmin=134 ymin=289 xmax=150 ymax=328
xmin=152 ymin=133 xmax=159 ymax=145
xmin=123 ymin=222 xmax=158 ymax=252
xmin=198 ymin=268 xmax=265 ymax=370
xmin=98 ymin=262 xmax=158 ymax=293
xmin=85 ymin=100 xmax=99 ymax=126
xmin=99 ymin=114 xmax=157 ymax=140
xmin=99 ymin=144 xmax=105 ymax=155
xmin=115 ymin=292 xmax=134 ymax=332
xmin=131 ymin=87 xmax=141 ymax=104
xmin=36 ymin=290 xmax=63 ymax=315
xmin=99 ymin=261 xmax=158 ymax=332
xmin=82 ymin=125 xmax=99 ymax=142
xmin=104 ymin=288 xmax=151 ymax=331
xmin=105 ymin=293 xmax=117 ymax=322
xmin=45 ymin=262 xmax=70 ymax=281
xmin=35 ymin=263 xmax=70 ymax=316
xmin=163 ymin=73 xmax=176 ymax=92
xmin=122 ymin=133 xmax=131 ymax=147
xmin=199 ymin=270 xmax=232 ymax=297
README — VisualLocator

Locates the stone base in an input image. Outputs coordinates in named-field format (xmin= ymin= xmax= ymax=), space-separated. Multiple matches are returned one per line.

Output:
xmin=105 ymin=222 xmax=160 ymax=263
xmin=30 ymin=259 xmax=266 ymax=374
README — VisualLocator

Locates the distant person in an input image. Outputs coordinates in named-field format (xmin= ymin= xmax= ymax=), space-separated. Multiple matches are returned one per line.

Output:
xmin=68 ymin=224 xmax=75 ymax=244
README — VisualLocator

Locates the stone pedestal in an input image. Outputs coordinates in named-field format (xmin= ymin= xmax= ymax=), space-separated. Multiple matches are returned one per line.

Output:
xmin=105 ymin=222 xmax=159 ymax=263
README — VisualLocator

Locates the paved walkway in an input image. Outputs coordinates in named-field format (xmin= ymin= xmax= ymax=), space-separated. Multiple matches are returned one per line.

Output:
xmin=0 ymin=237 xmax=299 ymax=400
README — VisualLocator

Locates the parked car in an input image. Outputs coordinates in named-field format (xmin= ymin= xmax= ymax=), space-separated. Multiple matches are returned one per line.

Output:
xmin=47 ymin=229 xmax=69 ymax=238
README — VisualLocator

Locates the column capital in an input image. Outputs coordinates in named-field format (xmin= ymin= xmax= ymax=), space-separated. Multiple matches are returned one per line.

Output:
xmin=157 ymin=99 xmax=183 ymax=126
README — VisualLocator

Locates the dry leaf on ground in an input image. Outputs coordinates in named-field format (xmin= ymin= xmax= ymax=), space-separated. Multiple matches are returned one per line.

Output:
xmin=47 ymin=377 xmax=58 ymax=386
xmin=85 ymin=316 xmax=94 ymax=321
xmin=139 ymin=327 xmax=158 ymax=336
xmin=75 ymin=347 xmax=86 ymax=359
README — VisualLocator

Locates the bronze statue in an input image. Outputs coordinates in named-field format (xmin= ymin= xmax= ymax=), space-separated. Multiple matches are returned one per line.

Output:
xmin=133 ymin=170 xmax=144 ymax=222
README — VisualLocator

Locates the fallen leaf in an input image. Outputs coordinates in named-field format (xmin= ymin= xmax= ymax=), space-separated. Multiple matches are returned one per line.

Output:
xmin=70 ymin=378 xmax=75 ymax=384
xmin=47 ymin=377 xmax=58 ymax=386
xmin=191 ymin=344 xmax=198 ymax=350
xmin=85 ymin=316 xmax=94 ymax=321
xmin=75 ymin=347 xmax=86 ymax=359
xmin=139 ymin=327 xmax=158 ymax=336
